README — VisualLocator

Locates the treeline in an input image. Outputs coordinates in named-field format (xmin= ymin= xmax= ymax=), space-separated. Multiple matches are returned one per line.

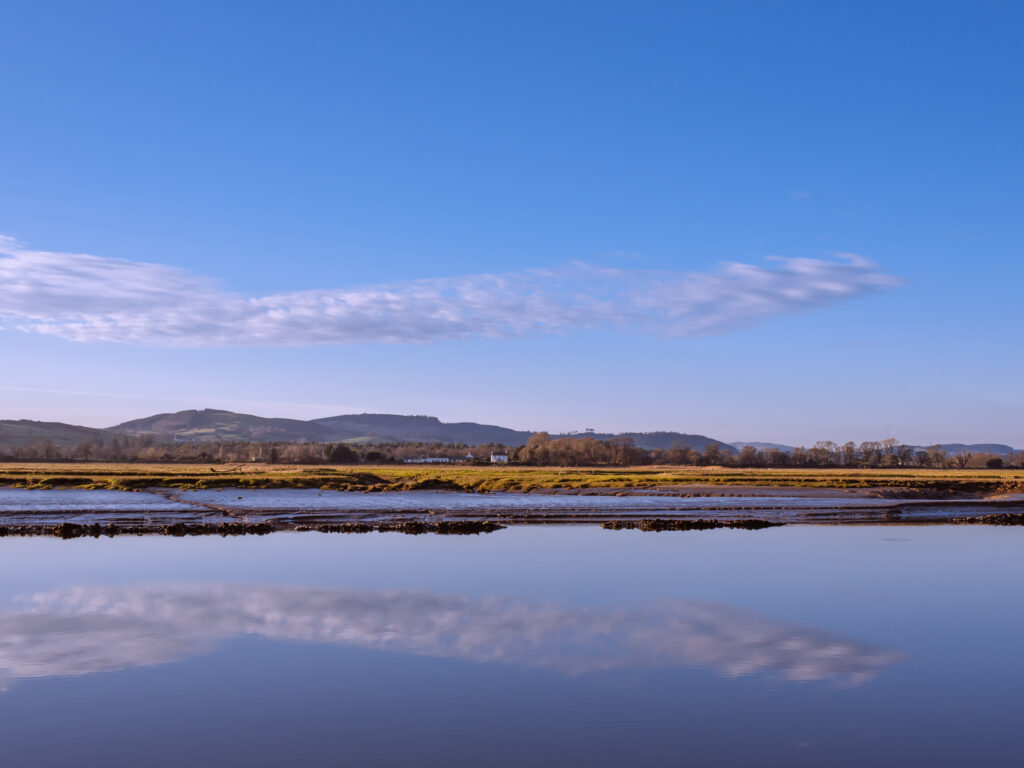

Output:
xmin=516 ymin=433 xmax=1023 ymax=469
xmin=725 ymin=441 xmax=1021 ymax=469
xmin=1 ymin=432 xmax=1021 ymax=469
xmin=0 ymin=435 xmax=508 ymax=465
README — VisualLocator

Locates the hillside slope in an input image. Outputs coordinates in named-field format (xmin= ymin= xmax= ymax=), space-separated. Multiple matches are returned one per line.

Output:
xmin=730 ymin=441 xmax=796 ymax=454
xmin=108 ymin=409 xmax=733 ymax=450
xmin=13 ymin=409 xmax=1007 ymax=457
xmin=0 ymin=420 xmax=114 ymax=448
xmin=112 ymin=409 xmax=333 ymax=442
xmin=927 ymin=443 xmax=1017 ymax=456
xmin=579 ymin=431 xmax=734 ymax=452
xmin=312 ymin=413 xmax=533 ymax=445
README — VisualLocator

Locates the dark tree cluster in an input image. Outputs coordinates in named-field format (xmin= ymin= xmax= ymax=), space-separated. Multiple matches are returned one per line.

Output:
xmin=514 ymin=433 xmax=648 ymax=466
xmin=0 ymin=435 xmax=505 ymax=465
xmin=2 ymin=433 xmax=1021 ymax=469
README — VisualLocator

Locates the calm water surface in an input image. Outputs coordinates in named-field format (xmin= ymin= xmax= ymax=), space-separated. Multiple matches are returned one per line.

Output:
xmin=0 ymin=488 xmax=195 ymax=512
xmin=177 ymin=488 xmax=896 ymax=510
xmin=0 ymin=487 xmax=896 ymax=511
xmin=0 ymin=526 xmax=1021 ymax=767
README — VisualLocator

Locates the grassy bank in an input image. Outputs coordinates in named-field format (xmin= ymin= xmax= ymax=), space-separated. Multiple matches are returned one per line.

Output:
xmin=2 ymin=462 xmax=1023 ymax=496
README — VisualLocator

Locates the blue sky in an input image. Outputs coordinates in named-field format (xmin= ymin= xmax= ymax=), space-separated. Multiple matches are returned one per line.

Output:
xmin=1 ymin=0 xmax=1021 ymax=445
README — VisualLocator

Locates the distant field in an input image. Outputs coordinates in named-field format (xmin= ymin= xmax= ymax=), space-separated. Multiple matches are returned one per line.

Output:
xmin=1 ymin=463 xmax=1023 ymax=496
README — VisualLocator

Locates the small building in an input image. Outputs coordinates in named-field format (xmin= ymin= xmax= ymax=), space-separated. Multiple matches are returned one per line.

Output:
xmin=490 ymin=453 xmax=509 ymax=464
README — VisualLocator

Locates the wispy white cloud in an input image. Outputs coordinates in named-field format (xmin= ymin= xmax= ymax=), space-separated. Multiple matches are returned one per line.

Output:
xmin=0 ymin=236 xmax=902 ymax=347
xmin=0 ymin=584 xmax=902 ymax=687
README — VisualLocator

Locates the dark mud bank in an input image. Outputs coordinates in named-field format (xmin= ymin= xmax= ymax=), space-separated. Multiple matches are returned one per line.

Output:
xmin=0 ymin=511 xmax=1021 ymax=538
xmin=0 ymin=519 xmax=508 ymax=538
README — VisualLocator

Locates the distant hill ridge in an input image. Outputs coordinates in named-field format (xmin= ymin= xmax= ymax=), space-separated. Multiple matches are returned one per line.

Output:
xmin=926 ymin=443 xmax=1017 ymax=455
xmin=114 ymin=409 xmax=335 ymax=443
xmin=311 ymin=413 xmax=533 ymax=446
xmin=729 ymin=440 xmax=1019 ymax=456
xmin=110 ymin=409 xmax=734 ymax=452
xmin=0 ymin=409 xmax=1018 ymax=454
xmin=0 ymin=419 xmax=114 ymax=448
xmin=729 ymin=441 xmax=797 ymax=454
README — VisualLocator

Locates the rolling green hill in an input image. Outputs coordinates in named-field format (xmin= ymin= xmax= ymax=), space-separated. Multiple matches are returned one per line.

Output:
xmin=110 ymin=409 xmax=734 ymax=451
xmin=104 ymin=409 xmax=737 ymax=451
xmin=311 ymin=413 xmax=534 ymax=445
xmin=0 ymin=420 xmax=115 ymax=448
xmin=112 ymin=409 xmax=334 ymax=442
xmin=8 ymin=409 xmax=1006 ymax=457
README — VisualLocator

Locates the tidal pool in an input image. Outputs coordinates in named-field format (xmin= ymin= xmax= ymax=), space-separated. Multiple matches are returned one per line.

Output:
xmin=0 ymin=525 xmax=1021 ymax=766
xmin=0 ymin=487 xmax=899 ymax=513
xmin=1 ymin=487 xmax=1013 ymax=529
xmin=176 ymin=487 xmax=898 ymax=510
xmin=0 ymin=488 xmax=195 ymax=512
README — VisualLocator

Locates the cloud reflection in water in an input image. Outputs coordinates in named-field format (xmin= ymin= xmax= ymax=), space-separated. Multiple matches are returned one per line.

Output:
xmin=0 ymin=585 xmax=902 ymax=688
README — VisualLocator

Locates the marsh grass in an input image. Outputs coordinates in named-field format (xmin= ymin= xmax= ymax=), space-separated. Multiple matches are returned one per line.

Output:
xmin=1 ymin=463 xmax=1023 ymax=495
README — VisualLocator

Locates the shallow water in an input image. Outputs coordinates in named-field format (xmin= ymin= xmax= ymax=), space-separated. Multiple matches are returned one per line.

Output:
xmin=0 ymin=488 xmax=194 ymax=512
xmin=0 ymin=487 xmax=896 ymax=512
xmin=2 ymin=487 xmax=1012 ymax=528
xmin=0 ymin=526 xmax=1021 ymax=767
xmin=178 ymin=487 xmax=899 ymax=510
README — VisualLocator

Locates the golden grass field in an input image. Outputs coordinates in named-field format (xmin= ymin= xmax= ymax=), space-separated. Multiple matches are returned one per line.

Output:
xmin=2 ymin=462 xmax=1023 ymax=496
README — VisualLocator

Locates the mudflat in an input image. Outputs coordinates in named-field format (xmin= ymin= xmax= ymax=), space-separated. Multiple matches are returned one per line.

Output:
xmin=0 ymin=483 xmax=1022 ymax=537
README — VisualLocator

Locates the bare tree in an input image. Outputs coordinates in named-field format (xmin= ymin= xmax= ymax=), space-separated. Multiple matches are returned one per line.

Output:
xmin=840 ymin=441 xmax=858 ymax=466
xmin=953 ymin=450 xmax=972 ymax=469
xmin=926 ymin=446 xmax=947 ymax=468
xmin=737 ymin=445 xmax=759 ymax=466
xmin=702 ymin=443 xmax=723 ymax=465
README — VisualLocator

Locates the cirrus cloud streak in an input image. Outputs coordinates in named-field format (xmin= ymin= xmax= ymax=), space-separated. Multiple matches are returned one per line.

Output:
xmin=0 ymin=236 xmax=901 ymax=347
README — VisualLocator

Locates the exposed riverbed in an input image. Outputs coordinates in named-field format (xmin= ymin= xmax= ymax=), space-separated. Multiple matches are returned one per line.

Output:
xmin=0 ymin=487 xmax=1022 ymax=535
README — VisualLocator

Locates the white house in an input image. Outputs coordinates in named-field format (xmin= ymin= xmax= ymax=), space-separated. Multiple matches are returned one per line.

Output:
xmin=490 ymin=453 xmax=509 ymax=464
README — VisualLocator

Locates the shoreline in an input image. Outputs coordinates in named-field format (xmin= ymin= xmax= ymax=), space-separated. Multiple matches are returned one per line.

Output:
xmin=3 ymin=465 xmax=1024 ymax=537
xmin=1 ymin=512 xmax=1022 ymax=538
xmin=1 ymin=486 xmax=1022 ymax=536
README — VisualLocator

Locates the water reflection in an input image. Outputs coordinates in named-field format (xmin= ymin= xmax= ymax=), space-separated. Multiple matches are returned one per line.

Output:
xmin=0 ymin=585 xmax=902 ymax=688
